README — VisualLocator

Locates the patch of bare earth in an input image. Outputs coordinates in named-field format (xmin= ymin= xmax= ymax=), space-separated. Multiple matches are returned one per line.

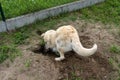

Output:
xmin=0 ymin=20 xmax=119 ymax=80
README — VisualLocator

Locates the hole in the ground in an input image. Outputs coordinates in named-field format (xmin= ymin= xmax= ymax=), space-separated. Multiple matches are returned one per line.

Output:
xmin=32 ymin=44 xmax=57 ymax=56
xmin=36 ymin=30 xmax=42 ymax=35
xmin=32 ymin=44 xmax=45 ymax=53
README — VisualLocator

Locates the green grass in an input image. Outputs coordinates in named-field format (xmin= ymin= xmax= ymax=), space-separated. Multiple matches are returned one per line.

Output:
xmin=110 ymin=45 xmax=120 ymax=54
xmin=108 ymin=57 xmax=114 ymax=65
xmin=12 ymin=31 xmax=29 ymax=45
xmin=0 ymin=45 xmax=21 ymax=63
xmin=118 ymin=64 xmax=120 ymax=68
xmin=1 ymin=0 xmax=120 ymax=26
xmin=0 ymin=0 xmax=120 ymax=26
xmin=39 ymin=39 xmax=45 ymax=45
xmin=24 ymin=59 xmax=31 ymax=67
xmin=0 ymin=0 xmax=77 ymax=19
xmin=71 ymin=72 xmax=82 ymax=80
xmin=80 ymin=0 xmax=120 ymax=25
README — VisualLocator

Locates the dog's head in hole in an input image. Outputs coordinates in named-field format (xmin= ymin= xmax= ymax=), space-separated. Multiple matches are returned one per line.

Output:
xmin=41 ymin=30 xmax=57 ymax=52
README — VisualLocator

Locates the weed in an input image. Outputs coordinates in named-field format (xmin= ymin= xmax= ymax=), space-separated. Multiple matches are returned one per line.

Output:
xmin=0 ymin=45 xmax=20 ymax=63
xmin=0 ymin=53 xmax=9 ymax=63
xmin=118 ymin=77 xmax=120 ymax=80
xmin=39 ymin=39 xmax=45 ymax=45
xmin=9 ymin=50 xmax=22 ymax=62
xmin=24 ymin=59 xmax=31 ymax=67
xmin=108 ymin=58 xmax=114 ymax=65
xmin=12 ymin=32 xmax=29 ymax=45
xmin=118 ymin=64 xmax=120 ymax=68
xmin=117 ymin=30 xmax=120 ymax=38
xmin=71 ymin=72 xmax=82 ymax=80
xmin=110 ymin=45 xmax=120 ymax=54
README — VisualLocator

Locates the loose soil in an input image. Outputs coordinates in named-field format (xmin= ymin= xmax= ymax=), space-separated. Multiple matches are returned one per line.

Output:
xmin=0 ymin=20 xmax=120 ymax=80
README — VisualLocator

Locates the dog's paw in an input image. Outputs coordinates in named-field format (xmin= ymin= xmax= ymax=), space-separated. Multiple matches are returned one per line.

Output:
xmin=55 ymin=58 xmax=61 ymax=61
xmin=55 ymin=57 xmax=65 ymax=61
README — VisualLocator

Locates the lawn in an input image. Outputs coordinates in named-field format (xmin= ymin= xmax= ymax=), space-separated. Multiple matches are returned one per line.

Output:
xmin=80 ymin=0 xmax=120 ymax=25
xmin=0 ymin=0 xmax=77 ymax=19
xmin=0 ymin=0 xmax=120 ymax=26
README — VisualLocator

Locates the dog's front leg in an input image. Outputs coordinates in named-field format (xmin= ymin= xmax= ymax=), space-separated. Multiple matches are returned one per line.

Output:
xmin=55 ymin=48 xmax=65 ymax=61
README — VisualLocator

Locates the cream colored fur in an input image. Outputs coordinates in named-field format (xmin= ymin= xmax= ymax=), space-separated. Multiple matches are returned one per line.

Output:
xmin=41 ymin=25 xmax=97 ymax=61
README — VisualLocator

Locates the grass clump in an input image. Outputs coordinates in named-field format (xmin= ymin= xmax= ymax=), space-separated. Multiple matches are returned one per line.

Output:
xmin=71 ymin=72 xmax=82 ymax=80
xmin=108 ymin=58 xmax=114 ymax=65
xmin=0 ymin=45 xmax=21 ymax=63
xmin=12 ymin=31 xmax=29 ymax=45
xmin=24 ymin=59 xmax=31 ymax=67
xmin=39 ymin=39 xmax=45 ymax=45
xmin=110 ymin=45 xmax=120 ymax=54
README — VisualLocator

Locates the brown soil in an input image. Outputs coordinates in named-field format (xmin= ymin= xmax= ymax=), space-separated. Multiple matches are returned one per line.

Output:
xmin=0 ymin=20 xmax=120 ymax=80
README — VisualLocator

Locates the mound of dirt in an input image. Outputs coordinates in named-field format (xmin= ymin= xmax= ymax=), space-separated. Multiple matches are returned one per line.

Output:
xmin=31 ymin=35 xmax=114 ymax=80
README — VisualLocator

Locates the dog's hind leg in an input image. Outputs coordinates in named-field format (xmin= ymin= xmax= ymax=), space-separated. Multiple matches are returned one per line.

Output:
xmin=55 ymin=48 xmax=65 ymax=61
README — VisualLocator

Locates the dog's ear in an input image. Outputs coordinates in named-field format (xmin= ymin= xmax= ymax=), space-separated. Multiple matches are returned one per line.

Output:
xmin=41 ymin=33 xmax=45 ymax=37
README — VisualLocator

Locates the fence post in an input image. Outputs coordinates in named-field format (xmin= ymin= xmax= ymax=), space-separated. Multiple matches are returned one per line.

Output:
xmin=0 ymin=3 xmax=9 ymax=32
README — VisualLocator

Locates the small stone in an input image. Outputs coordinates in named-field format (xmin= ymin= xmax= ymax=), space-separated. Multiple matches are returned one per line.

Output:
xmin=58 ymin=75 xmax=64 ymax=80
xmin=101 ymin=67 xmax=105 ymax=71
xmin=104 ymin=76 xmax=107 ymax=78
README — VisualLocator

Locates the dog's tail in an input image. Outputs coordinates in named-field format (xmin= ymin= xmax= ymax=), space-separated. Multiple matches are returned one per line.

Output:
xmin=71 ymin=35 xmax=97 ymax=56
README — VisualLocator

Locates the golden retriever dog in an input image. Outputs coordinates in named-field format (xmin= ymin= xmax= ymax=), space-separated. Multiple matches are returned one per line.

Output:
xmin=41 ymin=25 xmax=97 ymax=61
